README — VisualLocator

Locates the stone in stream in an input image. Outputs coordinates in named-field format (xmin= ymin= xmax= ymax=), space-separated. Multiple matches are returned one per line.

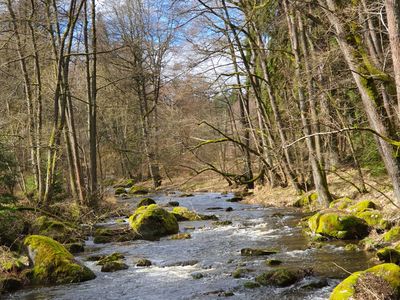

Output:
xmin=206 ymin=207 xmax=224 ymax=211
xmin=240 ymin=248 xmax=278 ymax=256
xmin=65 ymin=242 xmax=85 ymax=254
xmin=93 ymin=227 xmax=138 ymax=244
xmin=163 ymin=260 xmax=198 ymax=267
xmin=171 ymin=206 xmax=218 ymax=221
xmin=169 ymin=233 xmax=191 ymax=240
xmin=329 ymin=263 xmax=400 ymax=300
xmin=167 ymin=201 xmax=180 ymax=207
xmin=0 ymin=275 xmax=23 ymax=293
xmin=179 ymin=193 xmax=194 ymax=198
xmin=24 ymin=235 xmax=96 ymax=284
xmin=114 ymin=187 xmax=126 ymax=195
xmin=136 ymin=258 xmax=152 ymax=267
xmin=377 ymin=247 xmax=400 ymax=264
xmin=97 ymin=253 xmax=125 ymax=265
xmin=128 ymin=186 xmax=149 ymax=195
xmin=226 ymin=197 xmax=243 ymax=203
xmin=255 ymin=268 xmax=299 ymax=287
xmin=137 ymin=198 xmax=156 ymax=208
xmin=225 ymin=207 xmax=233 ymax=212
xmin=101 ymin=261 xmax=129 ymax=272
xmin=129 ymin=204 xmax=179 ymax=240
xmin=243 ymin=281 xmax=261 ymax=289
xmin=265 ymin=259 xmax=282 ymax=266
xmin=212 ymin=220 xmax=233 ymax=226
xmin=191 ymin=273 xmax=204 ymax=279
xmin=232 ymin=268 xmax=253 ymax=278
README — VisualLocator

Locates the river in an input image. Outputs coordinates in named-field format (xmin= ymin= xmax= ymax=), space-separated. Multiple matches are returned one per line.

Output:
xmin=8 ymin=192 xmax=375 ymax=299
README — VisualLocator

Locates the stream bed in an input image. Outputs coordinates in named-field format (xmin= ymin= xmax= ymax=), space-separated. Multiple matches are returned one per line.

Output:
xmin=8 ymin=192 xmax=375 ymax=299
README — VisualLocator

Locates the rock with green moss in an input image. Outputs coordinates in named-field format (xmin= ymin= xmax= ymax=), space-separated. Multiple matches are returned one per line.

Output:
xmin=356 ymin=210 xmax=388 ymax=229
xmin=170 ymin=233 xmax=191 ymax=240
xmin=135 ymin=258 xmax=152 ymax=267
xmin=293 ymin=192 xmax=318 ymax=209
xmin=232 ymin=268 xmax=252 ymax=278
xmin=213 ymin=220 xmax=233 ymax=226
xmin=384 ymin=226 xmax=400 ymax=243
xmin=329 ymin=263 xmax=400 ymax=300
xmin=243 ymin=281 xmax=260 ymax=289
xmin=265 ymin=259 xmax=283 ymax=266
xmin=114 ymin=187 xmax=126 ymax=195
xmin=129 ymin=204 xmax=178 ymax=240
xmin=93 ymin=227 xmax=138 ymax=244
xmin=113 ymin=179 xmax=135 ymax=188
xmin=329 ymin=197 xmax=353 ymax=210
xmin=360 ymin=237 xmax=382 ymax=251
xmin=241 ymin=248 xmax=278 ymax=256
xmin=32 ymin=216 xmax=77 ymax=244
xmin=308 ymin=211 xmax=369 ymax=239
xmin=344 ymin=244 xmax=359 ymax=251
xmin=348 ymin=200 xmax=378 ymax=213
xmin=137 ymin=198 xmax=156 ymax=208
xmin=255 ymin=268 xmax=299 ymax=287
xmin=128 ymin=186 xmax=149 ymax=195
xmin=97 ymin=253 xmax=125 ymax=265
xmin=171 ymin=206 xmax=217 ymax=221
xmin=101 ymin=261 xmax=128 ymax=272
xmin=377 ymin=247 xmax=400 ymax=264
xmin=24 ymin=235 xmax=95 ymax=284
xmin=65 ymin=242 xmax=85 ymax=254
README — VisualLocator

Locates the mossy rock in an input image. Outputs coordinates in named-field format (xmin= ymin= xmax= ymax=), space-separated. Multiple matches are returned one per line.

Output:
xmin=255 ymin=268 xmax=299 ymax=287
xmin=384 ymin=227 xmax=400 ymax=243
xmin=24 ymin=235 xmax=95 ymax=284
xmin=171 ymin=206 xmax=217 ymax=221
xmin=136 ymin=258 xmax=152 ymax=267
xmin=65 ymin=242 xmax=85 ymax=254
xmin=191 ymin=273 xmax=204 ymax=279
xmin=241 ymin=248 xmax=278 ymax=256
xmin=232 ymin=268 xmax=252 ymax=279
xmin=226 ymin=197 xmax=243 ymax=203
xmin=329 ymin=263 xmax=400 ymax=300
xmin=170 ymin=233 xmax=191 ymax=240
xmin=213 ymin=220 xmax=233 ymax=226
xmin=344 ymin=244 xmax=359 ymax=251
xmin=93 ymin=227 xmax=138 ymax=244
xmin=329 ymin=197 xmax=353 ymax=210
xmin=360 ymin=237 xmax=382 ymax=251
xmin=265 ymin=259 xmax=283 ymax=266
xmin=167 ymin=201 xmax=180 ymax=207
xmin=97 ymin=253 xmax=125 ymax=265
xmin=129 ymin=204 xmax=178 ymax=240
xmin=293 ymin=192 xmax=318 ymax=208
xmin=377 ymin=248 xmax=400 ymax=264
xmin=128 ymin=186 xmax=149 ymax=195
xmin=243 ymin=281 xmax=260 ymax=289
xmin=114 ymin=187 xmax=126 ymax=195
xmin=308 ymin=211 xmax=369 ymax=239
xmin=348 ymin=200 xmax=378 ymax=213
xmin=101 ymin=261 xmax=128 ymax=272
xmin=137 ymin=198 xmax=156 ymax=208
xmin=356 ymin=210 xmax=388 ymax=229
xmin=113 ymin=179 xmax=135 ymax=188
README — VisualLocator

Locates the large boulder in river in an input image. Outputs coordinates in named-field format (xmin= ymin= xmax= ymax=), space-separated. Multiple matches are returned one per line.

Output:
xmin=24 ymin=235 xmax=95 ymax=284
xmin=329 ymin=263 xmax=400 ymax=299
xmin=308 ymin=210 xmax=369 ymax=239
xmin=129 ymin=204 xmax=178 ymax=240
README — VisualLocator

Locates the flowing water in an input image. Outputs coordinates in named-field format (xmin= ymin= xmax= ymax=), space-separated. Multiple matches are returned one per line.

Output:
xmin=8 ymin=192 xmax=375 ymax=300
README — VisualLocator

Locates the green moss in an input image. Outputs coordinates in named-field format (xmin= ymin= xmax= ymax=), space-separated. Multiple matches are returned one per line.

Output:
xmin=344 ymin=244 xmax=359 ymax=251
xmin=24 ymin=235 xmax=95 ymax=284
xmin=377 ymin=248 xmax=400 ymax=264
xmin=348 ymin=200 xmax=377 ymax=213
xmin=356 ymin=210 xmax=387 ymax=229
xmin=169 ymin=233 xmax=191 ymax=240
xmin=329 ymin=264 xmax=400 ymax=299
xmin=384 ymin=227 xmax=400 ymax=243
xmin=329 ymin=197 xmax=353 ymax=210
xmin=255 ymin=268 xmax=298 ymax=287
xmin=137 ymin=198 xmax=156 ymax=208
xmin=129 ymin=204 xmax=178 ymax=240
xmin=265 ymin=259 xmax=282 ymax=266
xmin=171 ymin=207 xmax=202 ymax=221
xmin=114 ymin=187 xmax=126 ymax=195
xmin=97 ymin=253 xmax=125 ymax=265
xmin=232 ymin=268 xmax=251 ymax=278
xmin=113 ymin=179 xmax=135 ymax=188
xmin=243 ymin=281 xmax=260 ymax=289
xmin=0 ymin=248 xmax=28 ymax=272
xmin=101 ymin=261 xmax=128 ymax=272
xmin=308 ymin=211 xmax=369 ymax=239
xmin=128 ymin=186 xmax=149 ymax=195
xmin=32 ymin=216 xmax=77 ymax=243
xmin=136 ymin=258 xmax=152 ymax=267
xmin=293 ymin=192 xmax=318 ymax=209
